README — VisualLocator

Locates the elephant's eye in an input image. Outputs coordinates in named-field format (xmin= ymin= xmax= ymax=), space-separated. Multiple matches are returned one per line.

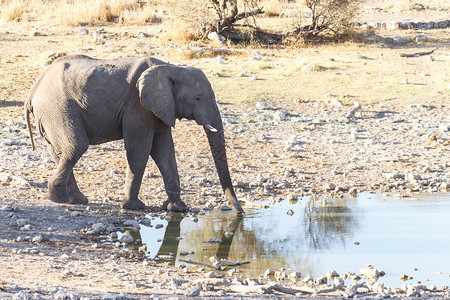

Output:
xmin=194 ymin=96 xmax=201 ymax=102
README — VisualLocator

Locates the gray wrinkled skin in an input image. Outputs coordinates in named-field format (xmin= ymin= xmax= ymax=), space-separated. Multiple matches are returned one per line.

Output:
xmin=25 ymin=55 xmax=243 ymax=213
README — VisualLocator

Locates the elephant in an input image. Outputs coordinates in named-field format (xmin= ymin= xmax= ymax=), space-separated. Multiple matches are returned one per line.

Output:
xmin=25 ymin=54 xmax=244 ymax=213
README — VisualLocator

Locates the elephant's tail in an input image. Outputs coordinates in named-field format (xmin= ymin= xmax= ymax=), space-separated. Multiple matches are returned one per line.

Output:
xmin=25 ymin=105 xmax=35 ymax=151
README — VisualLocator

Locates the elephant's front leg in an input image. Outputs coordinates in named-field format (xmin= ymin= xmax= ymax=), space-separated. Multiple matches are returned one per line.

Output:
xmin=121 ymin=137 xmax=152 ymax=210
xmin=151 ymin=128 xmax=188 ymax=212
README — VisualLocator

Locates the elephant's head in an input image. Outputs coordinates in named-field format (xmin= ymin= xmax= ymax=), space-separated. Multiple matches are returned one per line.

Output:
xmin=137 ymin=65 xmax=244 ymax=214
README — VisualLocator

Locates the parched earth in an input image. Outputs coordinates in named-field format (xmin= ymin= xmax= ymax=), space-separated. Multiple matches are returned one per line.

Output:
xmin=0 ymin=3 xmax=449 ymax=299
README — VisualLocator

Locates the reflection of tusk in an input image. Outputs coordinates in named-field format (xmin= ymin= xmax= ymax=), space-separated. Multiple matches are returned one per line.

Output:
xmin=205 ymin=124 xmax=218 ymax=132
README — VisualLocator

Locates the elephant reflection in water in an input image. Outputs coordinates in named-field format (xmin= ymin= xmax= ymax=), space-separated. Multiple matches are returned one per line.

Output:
xmin=128 ymin=214 xmax=243 ymax=261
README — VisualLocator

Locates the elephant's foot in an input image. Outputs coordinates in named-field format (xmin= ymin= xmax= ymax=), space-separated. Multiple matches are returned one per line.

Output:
xmin=162 ymin=199 xmax=188 ymax=212
xmin=68 ymin=191 xmax=89 ymax=205
xmin=121 ymin=199 xmax=147 ymax=210
xmin=47 ymin=189 xmax=74 ymax=204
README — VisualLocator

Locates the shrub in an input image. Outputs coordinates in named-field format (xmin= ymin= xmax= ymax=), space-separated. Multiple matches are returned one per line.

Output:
xmin=287 ymin=0 xmax=357 ymax=41
xmin=1 ymin=0 xmax=25 ymax=22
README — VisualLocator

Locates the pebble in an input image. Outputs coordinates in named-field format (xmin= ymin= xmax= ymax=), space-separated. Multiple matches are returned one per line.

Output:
xmin=303 ymin=275 xmax=314 ymax=284
xmin=359 ymin=265 xmax=385 ymax=282
xmin=273 ymin=111 xmax=287 ymax=122
xmin=326 ymin=269 xmax=339 ymax=280
xmin=185 ymin=285 xmax=202 ymax=297
xmin=220 ymin=205 xmax=232 ymax=211
xmin=274 ymin=270 xmax=286 ymax=281
xmin=224 ymin=232 xmax=234 ymax=238
xmin=78 ymin=27 xmax=89 ymax=35
xmin=264 ymin=269 xmax=275 ymax=277
xmin=123 ymin=219 xmax=140 ymax=230
xmin=255 ymin=102 xmax=272 ymax=110
xmin=32 ymin=234 xmax=43 ymax=243
xmin=348 ymin=187 xmax=358 ymax=195
xmin=324 ymin=182 xmax=336 ymax=191
xmin=206 ymin=238 xmax=222 ymax=244
xmin=204 ymin=271 xmax=219 ymax=278
xmin=91 ymin=222 xmax=106 ymax=233
xmin=414 ymin=34 xmax=428 ymax=42
xmin=288 ymin=272 xmax=301 ymax=281
xmin=119 ymin=234 xmax=134 ymax=244
xmin=330 ymin=98 xmax=343 ymax=106
xmin=315 ymin=275 xmax=327 ymax=285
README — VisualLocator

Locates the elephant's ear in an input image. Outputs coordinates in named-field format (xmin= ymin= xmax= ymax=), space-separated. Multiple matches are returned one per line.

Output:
xmin=137 ymin=65 xmax=176 ymax=127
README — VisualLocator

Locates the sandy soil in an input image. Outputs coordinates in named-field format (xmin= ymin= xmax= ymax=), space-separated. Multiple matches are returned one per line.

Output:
xmin=0 ymin=2 xmax=449 ymax=299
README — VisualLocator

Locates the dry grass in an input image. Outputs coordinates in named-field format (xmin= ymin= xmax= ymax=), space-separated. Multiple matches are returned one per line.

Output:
xmin=382 ymin=0 xmax=413 ymax=11
xmin=0 ymin=0 xmax=164 ymax=25
xmin=1 ymin=0 xmax=25 ymax=22
xmin=262 ymin=0 xmax=285 ymax=17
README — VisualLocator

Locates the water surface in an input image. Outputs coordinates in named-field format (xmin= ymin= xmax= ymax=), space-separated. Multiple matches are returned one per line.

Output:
xmin=131 ymin=192 xmax=450 ymax=287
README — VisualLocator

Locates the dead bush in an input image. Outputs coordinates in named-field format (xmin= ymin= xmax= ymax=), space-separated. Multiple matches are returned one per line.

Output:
xmin=286 ymin=0 xmax=357 ymax=41
xmin=1 ymin=0 xmax=25 ymax=22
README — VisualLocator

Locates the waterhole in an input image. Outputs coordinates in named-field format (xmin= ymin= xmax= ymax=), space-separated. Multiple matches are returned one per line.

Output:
xmin=118 ymin=192 xmax=450 ymax=287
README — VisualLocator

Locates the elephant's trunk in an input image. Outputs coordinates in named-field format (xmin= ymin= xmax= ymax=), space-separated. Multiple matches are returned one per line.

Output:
xmin=204 ymin=123 xmax=244 ymax=214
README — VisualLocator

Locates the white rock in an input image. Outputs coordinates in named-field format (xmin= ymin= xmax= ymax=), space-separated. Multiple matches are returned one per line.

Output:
xmin=32 ymin=234 xmax=43 ymax=243
xmin=120 ymin=234 xmax=134 ymax=244
xmin=274 ymin=271 xmax=286 ymax=281
xmin=370 ymin=281 xmax=385 ymax=293
xmin=207 ymin=31 xmax=225 ymax=43
xmin=224 ymin=232 xmax=234 ymax=238
xmin=326 ymin=269 xmax=339 ymax=280
xmin=185 ymin=285 xmax=202 ymax=297
xmin=91 ymin=223 xmax=106 ymax=232
xmin=303 ymin=275 xmax=314 ymax=284
xmin=359 ymin=265 xmax=385 ymax=282
xmin=315 ymin=275 xmax=327 ymax=285
xmin=53 ymin=289 xmax=68 ymax=300
xmin=330 ymin=98 xmax=343 ymax=106
xmin=348 ymin=187 xmax=358 ymax=195
xmin=414 ymin=34 xmax=428 ymax=42
xmin=407 ymin=173 xmax=422 ymax=181
xmin=16 ymin=219 xmax=30 ymax=227
xmin=263 ymin=269 xmax=275 ymax=277
xmin=384 ymin=172 xmax=405 ymax=180
xmin=123 ymin=220 xmax=140 ymax=230
xmin=109 ymin=169 xmax=119 ymax=175
xmin=78 ymin=28 xmax=89 ymax=35
xmin=273 ymin=111 xmax=287 ymax=122
xmin=255 ymin=102 xmax=272 ymax=110
xmin=288 ymin=272 xmax=301 ymax=281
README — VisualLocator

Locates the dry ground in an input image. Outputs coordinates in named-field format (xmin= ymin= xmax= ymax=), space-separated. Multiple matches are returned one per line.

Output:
xmin=0 ymin=1 xmax=449 ymax=299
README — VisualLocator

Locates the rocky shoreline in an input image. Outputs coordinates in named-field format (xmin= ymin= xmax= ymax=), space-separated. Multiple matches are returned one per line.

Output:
xmin=1 ymin=99 xmax=449 ymax=299
xmin=2 ymin=200 xmax=450 ymax=300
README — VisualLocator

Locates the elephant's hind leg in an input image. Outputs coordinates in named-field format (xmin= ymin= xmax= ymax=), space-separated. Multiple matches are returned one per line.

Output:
xmin=67 ymin=172 xmax=88 ymax=204
xmin=47 ymin=132 xmax=89 ymax=205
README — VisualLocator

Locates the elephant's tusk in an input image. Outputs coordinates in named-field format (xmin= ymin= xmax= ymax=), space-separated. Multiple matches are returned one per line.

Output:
xmin=205 ymin=124 xmax=218 ymax=132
